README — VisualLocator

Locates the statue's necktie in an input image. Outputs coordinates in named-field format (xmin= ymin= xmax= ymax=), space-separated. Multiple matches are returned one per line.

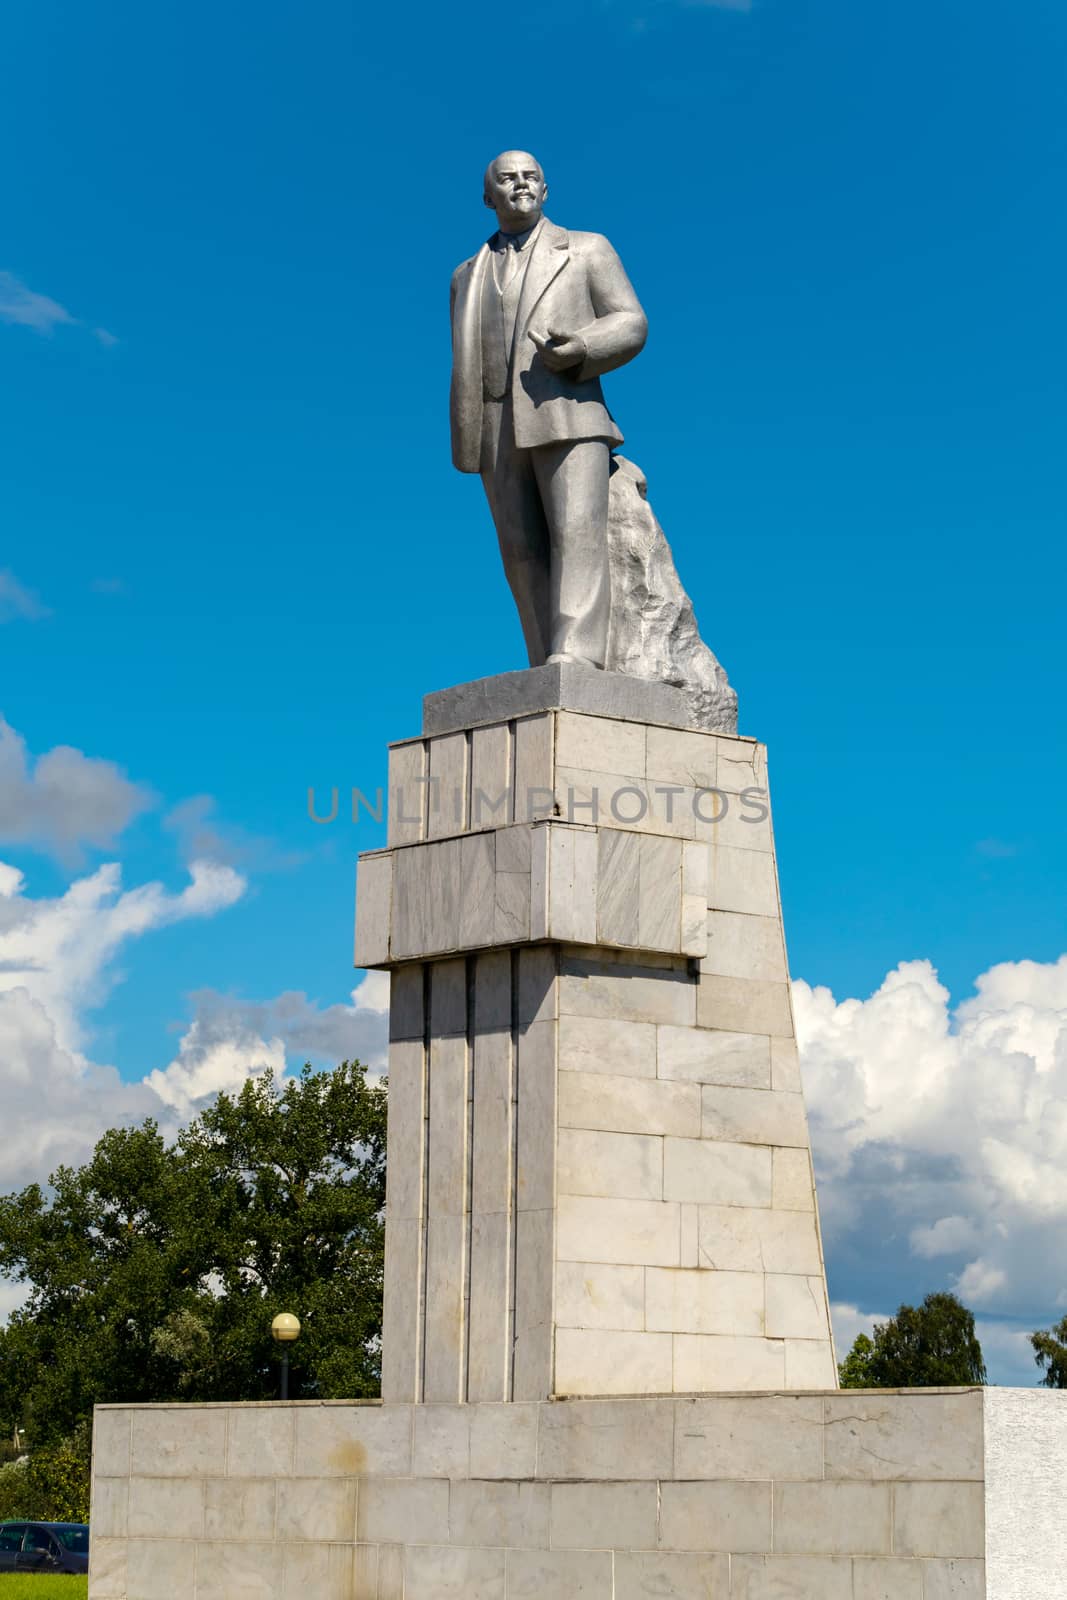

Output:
xmin=498 ymin=237 xmax=522 ymax=291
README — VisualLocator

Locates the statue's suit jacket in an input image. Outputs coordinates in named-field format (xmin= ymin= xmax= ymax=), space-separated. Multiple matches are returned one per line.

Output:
xmin=450 ymin=218 xmax=647 ymax=473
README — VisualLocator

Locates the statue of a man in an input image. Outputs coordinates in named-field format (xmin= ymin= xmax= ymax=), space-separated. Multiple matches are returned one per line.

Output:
xmin=450 ymin=151 xmax=647 ymax=669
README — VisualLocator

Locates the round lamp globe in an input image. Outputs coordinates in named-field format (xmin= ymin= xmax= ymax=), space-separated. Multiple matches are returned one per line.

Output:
xmin=271 ymin=1312 xmax=301 ymax=1343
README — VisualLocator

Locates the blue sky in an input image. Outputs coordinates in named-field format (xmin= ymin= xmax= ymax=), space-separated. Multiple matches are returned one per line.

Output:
xmin=2 ymin=0 xmax=1065 ymax=1383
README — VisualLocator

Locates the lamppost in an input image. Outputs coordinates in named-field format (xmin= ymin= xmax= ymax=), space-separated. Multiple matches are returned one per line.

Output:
xmin=271 ymin=1312 xmax=301 ymax=1400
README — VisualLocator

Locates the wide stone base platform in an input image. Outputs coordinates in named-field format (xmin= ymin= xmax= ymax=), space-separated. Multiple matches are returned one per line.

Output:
xmin=89 ymin=1387 xmax=1067 ymax=1598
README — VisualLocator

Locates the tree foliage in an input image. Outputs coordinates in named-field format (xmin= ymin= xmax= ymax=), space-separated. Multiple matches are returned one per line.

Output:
xmin=0 ymin=1062 xmax=385 ymax=1448
xmin=1030 ymin=1315 xmax=1067 ymax=1388
xmin=838 ymin=1292 xmax=986 ymax=1388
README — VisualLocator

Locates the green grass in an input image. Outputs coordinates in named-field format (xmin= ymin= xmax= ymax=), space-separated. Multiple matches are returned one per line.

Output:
xmin=0 ymin=1580 xmax=87 ymax=1597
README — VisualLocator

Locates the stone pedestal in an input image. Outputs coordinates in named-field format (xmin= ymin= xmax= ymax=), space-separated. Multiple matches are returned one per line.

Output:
xmin=354 ymin=668 xmax=836 ymax=1403
xmin=88 ymin=670 xmax=1067 ymax=1598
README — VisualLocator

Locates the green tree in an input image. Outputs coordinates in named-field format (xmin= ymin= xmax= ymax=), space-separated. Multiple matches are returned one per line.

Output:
xmin=838 ymin=1292 xmax=986 ymax=1389
xmin=0 ymin=1062 xmax=385 ymax=1448
xmin=838 ymin=1331 xmax=876 ymax=1388
xmin=1030 ymin=1315 xmax=1067 ymax=1388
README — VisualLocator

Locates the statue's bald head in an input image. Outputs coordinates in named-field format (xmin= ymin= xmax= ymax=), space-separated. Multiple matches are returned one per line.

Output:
xmin=483 ymin=150 xmax=548 ymax=233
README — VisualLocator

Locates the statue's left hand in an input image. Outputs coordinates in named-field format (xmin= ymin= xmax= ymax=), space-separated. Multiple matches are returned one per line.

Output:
xmin=530 ymin=325 xmax=587 ymax=373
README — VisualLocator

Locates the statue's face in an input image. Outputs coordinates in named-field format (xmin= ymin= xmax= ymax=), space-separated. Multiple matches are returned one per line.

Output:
xmin=484 ymin=152 xmax=547 ymax=231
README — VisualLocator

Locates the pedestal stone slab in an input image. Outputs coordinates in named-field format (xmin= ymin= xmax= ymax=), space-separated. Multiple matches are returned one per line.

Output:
xmin=361 ymin=684 xmax=836 ymax=1403
xmin=423 ymin=662 xmax=698 ymax=737
xmin=90 ymin=1388 xmax=1067 ymax=1598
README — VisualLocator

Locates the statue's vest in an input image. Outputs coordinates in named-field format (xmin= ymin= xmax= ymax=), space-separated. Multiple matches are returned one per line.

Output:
xmin=480 ymin=255 xmax=527 ymax=402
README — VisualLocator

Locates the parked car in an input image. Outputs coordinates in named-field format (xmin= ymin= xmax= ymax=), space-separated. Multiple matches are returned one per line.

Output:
xmin=0 ymin=1520 xmax=90 ymax=1574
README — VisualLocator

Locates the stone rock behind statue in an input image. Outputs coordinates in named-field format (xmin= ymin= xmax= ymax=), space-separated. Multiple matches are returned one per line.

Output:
xmin=606 ymin=455 xmax=739 ymax=733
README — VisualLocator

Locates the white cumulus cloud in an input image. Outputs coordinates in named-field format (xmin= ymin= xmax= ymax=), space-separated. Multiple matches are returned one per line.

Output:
xmin=0 ymin=849 xmax=389 ymax=1212
xmin=797 ymin=954 xmax=1067 ymax=1325
xmin=0 ymin=716 xmax=155 ymax=862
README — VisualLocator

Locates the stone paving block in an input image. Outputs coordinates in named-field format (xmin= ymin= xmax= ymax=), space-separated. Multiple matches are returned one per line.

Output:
xmin=537 ymin=1397 xmax=675 ymax=1481
xmin=558 ymin=1127 xmax=663 ymax=1201
xmin=280 ymin=1543 xmax=355 ymax=1600
xmin=383 ymin=1037 xmax=425 ymax=1220
xmin=517 ymin=945 xmax=558 ymax=1025
xmin=125 ymin=1539 xmax=198 ymax=1600
xmin=770 ymin=1037 xmax=802 ymax=1092
xmin=514 ymin=713 xmax=555 ymax=821
xmin=645 ymin=1266 xmax=764 ymax=1337
xmin=405 ymin=1543 xmax=507 ymax=1598
xmin=92 ymin=1408 xmax=131 ymax=1478
xmin=460 ymin=829 xmax=498 ymax=946
xmin=354 ymin=851 xmax=391 ymax=966
xmin=921 ymin=1558 xmax=985 ymax=1598
xmin=506 ymin=1547 xmax=613 ymax=1598
xmin=356 ymin=1476 xmax=450 ymax=1545
xmin=715 ymin=739 xmax=765 ymax=792
xmin=130 ymin=1407 xmax=227 ymax=1479
xmin=467 ymin=1213 xmax=513 ymax=1402
xmin=613 ymin=1550 xmax=730 ymax=1599
xmin=556 ymin=1261 xmax=646 ymax=1331
xmin=293 ymin=1403 xmax=412 ymax=1478
xmin=646 ymin=725 xmax=718 ymax=790
xmin=696 ymin=975 xmax=793 ymax=1037
xmin=698 ymin=1205 xmax=823 ymax=1275
xmin=380 ymin=1217 xmax=421 ymax=1402
xmin=470 ymin=721 xmax=511 ymax=829
xmin=378 ymin=1544 xmax=404 ymax=1598
xmin=516 ymin=1017 xmax=556 ymax=1210
xmin=700 ymin=1085 xmax=808 ymax=1148
xmin=423 ymin=1211 xmax=466 ymax=1402
xmin=560 ymin=954 xmax=696 ymax=1027
xmin=772 ymin=1148 xmax=815 ymax=1212
xmin=853 ymin=1556 xmax=923 ymax=1599
xmin=450 ymin=1479 xmax=550 ymax=1548
xmin=765 ymin=1275 xmax=830 ymax=1340
xmin=823 ymin=1392 xmax=983 ymax=1481
xmin=469 ymin=1403 xmax=539 ymax=1479
xmin=673 ymin=1332 xmax=786 ymax=1392
xmin=559 ymin=1014 xmax=657 ymax=1078
xmin=203 ymin=1478 xmax=275 ymax=1541
xmin=558 ymin=710 xmax=646 ymax=778
xmin=560 ymin=1071 xmax=700 ymax=1138
xmin=389 ymin=963 xmax=424 ymax=1041
xmin=784 ymin=1339 xmax=837 ymax=1389
xmin=892 ymin=1481 xmax=985 ymax=1558
xmin=702 ymin=911 xmax=787 ymax=982
xmin=706 ymin=844 xmax=779 ymax=917
xmin=658 ymin=1479 xmax=771 ymax=1553
xmin=387 ymin=738 xmax=426 ymax=847
xmin=513 ymin=1208 xmax=555 ymax=1400
xmin=275 ymin=1477 xmax=357 ymax=1542
xmin=549 ymin=1479 xmax=658 ymax=1550
xmin=729 ymin=1553 xmax=853 ymax=1600
xmin=555 ymin=1327 xmax=673 ymax=1396
xmin=90 ymin=1477 xmax=128 ymax=1540
xmin=663 ymin=1137 xmax=772 ymax=1208
xmin=673 ymin=1395 xmax=825 ymax=1481
xmin=225 ymin=1398 xmax=295 ymax=1477
xmin=657 ymin=1025 xmax=771 ymax=1088
xmin=427 ymin=730 xmax=468 ymax=838
xmin=196 ymin=1540 xmax=282 ymax=1599
xmin=773 ymin=1480 xmax=892 ymax=1555
xmin=128 ymin=1476 xmax=204 ymax=1539
xmin=87 ymin=1537 xmax=127 ymax=1599
xmin=558 ymin=1194 xmax=680 ymax=1266
xmin=352 ymin=1545 xmax=377 ymax=1600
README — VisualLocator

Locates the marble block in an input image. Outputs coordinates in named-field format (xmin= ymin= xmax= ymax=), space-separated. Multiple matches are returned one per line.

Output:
xmin=361 ymin=689 xmax=834 ymax=1402
xmin=90 ymin=1389 xmax=1067 ymax=1597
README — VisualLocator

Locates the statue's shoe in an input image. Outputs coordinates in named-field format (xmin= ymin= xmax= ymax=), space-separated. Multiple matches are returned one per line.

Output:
xmin=545 ymin=651 xmax=603 ymax=668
